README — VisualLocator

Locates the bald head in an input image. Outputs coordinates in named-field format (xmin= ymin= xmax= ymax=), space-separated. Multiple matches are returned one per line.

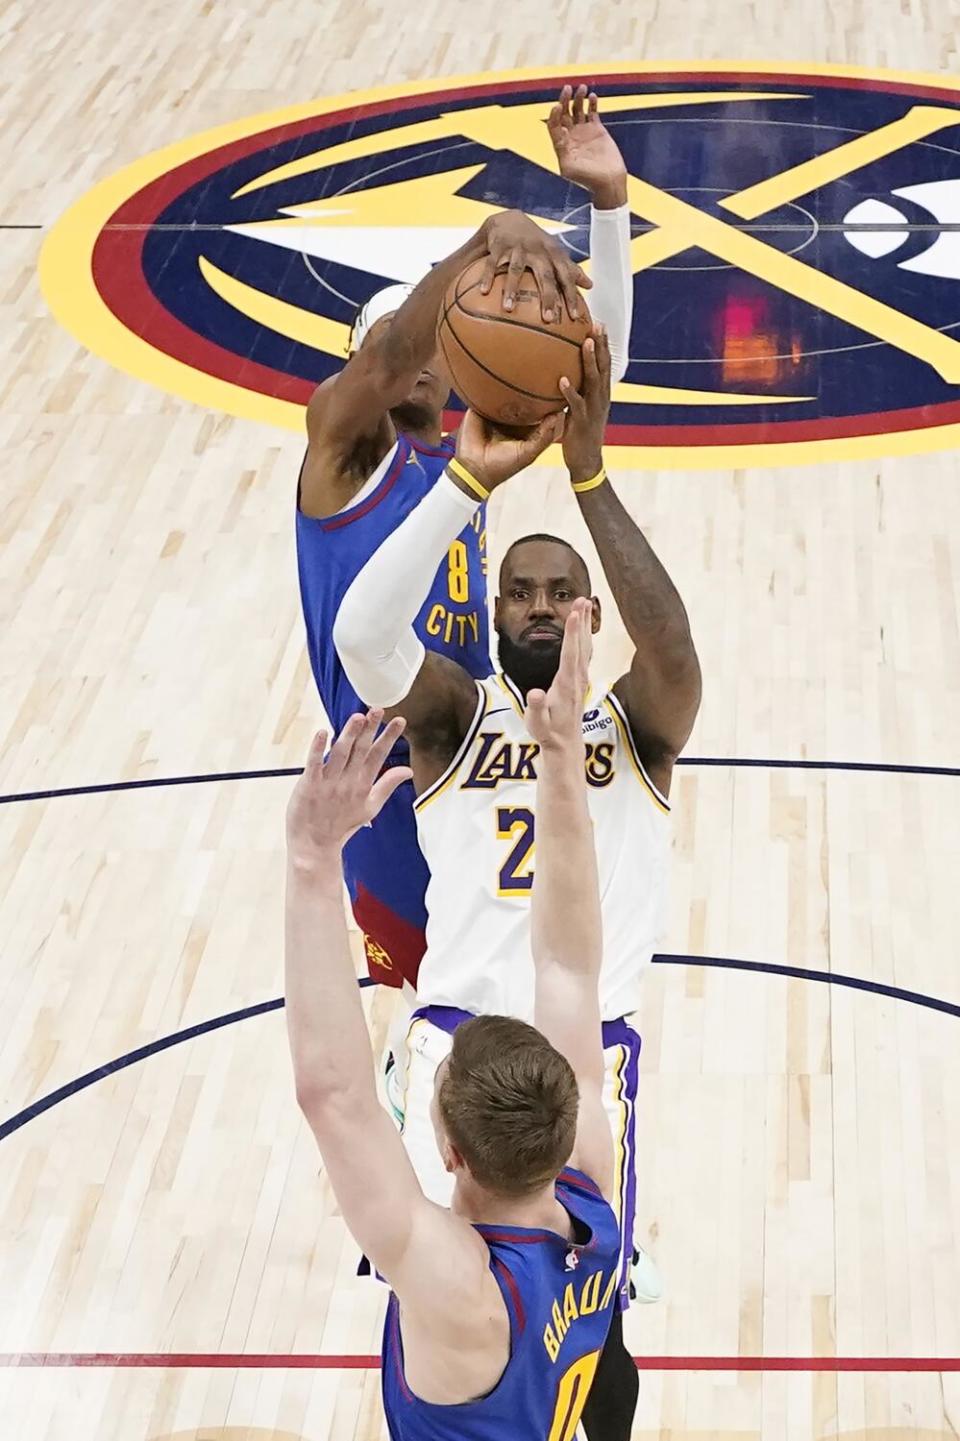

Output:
xmin=499 ymin=534 xmax=591 ymax=595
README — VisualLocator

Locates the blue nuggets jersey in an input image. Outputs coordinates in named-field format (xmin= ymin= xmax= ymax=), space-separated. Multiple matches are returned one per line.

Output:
xmin=295 ymin=432 xmax=490 ymax=987
xmin=382 ymin=1169 xmax=621 ymax=1440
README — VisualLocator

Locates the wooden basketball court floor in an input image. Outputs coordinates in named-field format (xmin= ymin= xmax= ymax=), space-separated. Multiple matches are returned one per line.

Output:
xmin=2 ymin=3 xmax=960 ymax=1438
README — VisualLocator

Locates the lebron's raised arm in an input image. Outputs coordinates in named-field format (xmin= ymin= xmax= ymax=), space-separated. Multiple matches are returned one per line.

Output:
xmin=560 ymin=329 xmax=702 ymax=800
xmin=525 ymin=601 xmax=613 ymax=1199
xmin=333 ymin=409 xmax=563 ymax=791
xmin=300 ymin=212 xmax=588 ymax=519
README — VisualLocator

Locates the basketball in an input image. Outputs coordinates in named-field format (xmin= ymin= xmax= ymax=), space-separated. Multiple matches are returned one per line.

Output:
xmin=437 ymin=256 xmax=593 ymax=426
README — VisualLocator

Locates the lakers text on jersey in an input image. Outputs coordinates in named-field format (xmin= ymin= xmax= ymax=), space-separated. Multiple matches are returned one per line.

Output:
xmin=413 ymin=673 xmax=671 ymax=1021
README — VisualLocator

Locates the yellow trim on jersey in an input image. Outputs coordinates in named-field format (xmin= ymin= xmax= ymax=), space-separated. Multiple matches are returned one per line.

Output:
xmin=413 ymin=682 xmax=488 ymax=812
xmin=496 ymin=672 xmax=526 ymax=718
xmin=603 ymin=692 xmax=671 ymax=815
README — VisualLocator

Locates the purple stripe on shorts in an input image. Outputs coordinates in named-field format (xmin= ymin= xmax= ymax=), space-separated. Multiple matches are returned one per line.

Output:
xmin=411 ymin=1004 xmax=474 ymax=1034
xmin=414 ymin=1008 xmax=639 ymax=1051
xmin=613 ymin=1021 xmax=642 ymax=1312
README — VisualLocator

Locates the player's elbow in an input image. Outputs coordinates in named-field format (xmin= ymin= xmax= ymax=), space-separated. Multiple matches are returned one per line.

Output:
xmin=294 ymin=1068 xmax=355 ymax=1130
xmin=334 ymin=582 xmax=426 ymax=709
xmin=291 ymin=1050 xmax=331 ymax=1114
xmin=667 ymin=630 xmax=702 ymax=711
xmin=656 ymin=611 xmax=700 ymax=691
xmin=293 ymin=1071 xmax=323 ymax=1120
xmin=333 ymin=578 xmax=379 ymax=669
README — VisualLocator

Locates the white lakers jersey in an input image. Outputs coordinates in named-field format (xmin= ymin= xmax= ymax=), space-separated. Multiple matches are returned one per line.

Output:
xmin=414 ymin=672 xmax=671 ymax=1022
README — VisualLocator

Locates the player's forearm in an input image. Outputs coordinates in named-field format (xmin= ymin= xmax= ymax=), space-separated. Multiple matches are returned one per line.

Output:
xmin=284 ymin=855 xmax=378 ymax=1109
xmin=574 ymin=474 xmax=696 ymax=671
xmin=376 ymin=230 xmax=488 ymax=385
xmin=585 ymin=204 xmax=632 ymax=383
xmin=333 ymin=472 xmax=481 ymax=705
xmin=531 ymin=743 xmax=603 ymax=982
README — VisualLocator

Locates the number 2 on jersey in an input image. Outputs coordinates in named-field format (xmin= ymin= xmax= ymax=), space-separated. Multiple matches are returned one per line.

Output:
xmin=496 ymin=807 xmax=535 ymax=895
xmin=547 ymin=1347 xmax=602 ymax=1441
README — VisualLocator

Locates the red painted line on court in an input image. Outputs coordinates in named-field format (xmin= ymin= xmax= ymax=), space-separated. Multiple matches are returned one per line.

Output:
xmin=1 ymin=1353 xmax=958 ymax=1372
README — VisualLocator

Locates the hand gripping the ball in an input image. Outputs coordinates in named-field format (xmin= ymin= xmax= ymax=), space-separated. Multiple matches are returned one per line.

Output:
xmin=452 ymin=408 xmax=563 ymax=495
xmin=559 ymin=325 xmax=612 ymax=485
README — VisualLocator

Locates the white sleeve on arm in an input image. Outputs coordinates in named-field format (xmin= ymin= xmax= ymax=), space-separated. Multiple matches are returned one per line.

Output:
xmin=332 ymin=474 xmax=481 ymax=707
xmin=587 ymin=204 xmax=633 ymax=384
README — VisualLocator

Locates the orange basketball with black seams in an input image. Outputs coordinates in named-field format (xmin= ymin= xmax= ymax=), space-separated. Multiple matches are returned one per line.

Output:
xmin=437 ymin=257 xmax=592 ymax=426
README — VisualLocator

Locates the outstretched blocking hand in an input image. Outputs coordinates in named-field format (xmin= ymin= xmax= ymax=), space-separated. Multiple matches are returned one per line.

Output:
xmin=481 ymin=209 xmax=591 ymax=321
xmin=547 ymin=84 xmax=628 ymax=204
xmin=285 ymin=711 xmax=412 ymax=863
xmin=525 ymin=598 xmax=593 ymax=753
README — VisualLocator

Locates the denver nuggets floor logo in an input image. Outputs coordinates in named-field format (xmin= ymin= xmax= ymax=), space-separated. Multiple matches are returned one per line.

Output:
xmin=41 ymin=63 xmax=960 ymax=468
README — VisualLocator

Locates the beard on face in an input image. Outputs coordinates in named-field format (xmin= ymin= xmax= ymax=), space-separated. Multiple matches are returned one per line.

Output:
xmin=497 ymin=625 xmax=563 ymax=696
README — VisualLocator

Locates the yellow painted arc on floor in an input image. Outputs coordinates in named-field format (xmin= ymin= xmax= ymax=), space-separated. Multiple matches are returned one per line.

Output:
xmin=230 ymin=91 xmax=806 ymax=200
xmin=266 ymin=165 xmax=498 ymax=228
xmin=36 ymin=224 xmax=292 ymax=434
xmin=615 ymin=382 xmax=811 ymax=407
xmin=200 ymin=257 xmax=811 ymax=407
xmin=38 ymin=61 xmax=960 ymax=467
xmin=199 ymin=256 xmax=352 ymax=357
